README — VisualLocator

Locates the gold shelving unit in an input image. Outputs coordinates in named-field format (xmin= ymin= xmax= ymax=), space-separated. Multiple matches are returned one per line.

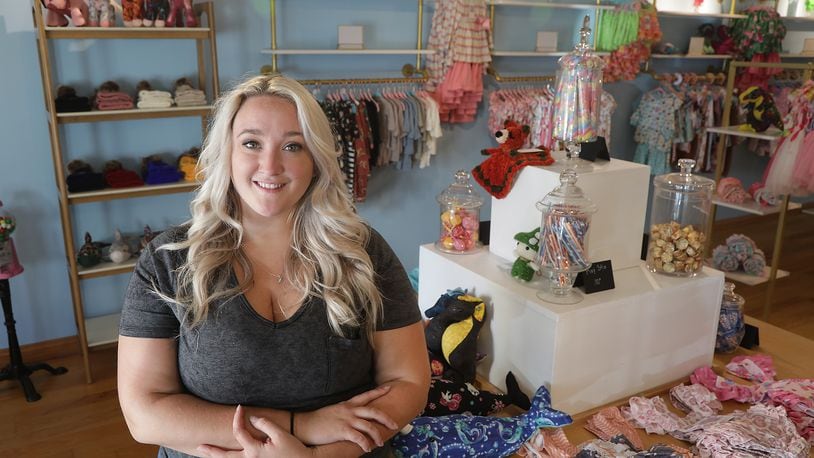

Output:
xmin=32 ymin=1 xmax=220 ymax=383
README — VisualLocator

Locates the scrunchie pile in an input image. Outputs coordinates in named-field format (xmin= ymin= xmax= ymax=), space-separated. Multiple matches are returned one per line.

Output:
xmin=712 ymin=234 xmax=766 ymax=276
xmin=748 ymin=181 xmax=779 ymax=206
xmin=717 ymin=177 xmax=750 ymax=204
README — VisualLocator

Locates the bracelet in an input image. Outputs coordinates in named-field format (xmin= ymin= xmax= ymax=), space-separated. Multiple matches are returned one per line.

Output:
xmin=290 ymin=411 xmax=295 ymax=436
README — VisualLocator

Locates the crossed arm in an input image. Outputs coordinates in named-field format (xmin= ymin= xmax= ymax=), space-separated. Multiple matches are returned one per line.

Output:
xmin=117 ymin=321 xmax=430 ymax=457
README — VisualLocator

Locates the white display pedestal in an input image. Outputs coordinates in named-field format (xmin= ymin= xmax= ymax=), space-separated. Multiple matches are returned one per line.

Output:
xmin=489 ymin=157 xmax=650 ymax=271
xmin=418 ymin=244 xmax=725 ymax=414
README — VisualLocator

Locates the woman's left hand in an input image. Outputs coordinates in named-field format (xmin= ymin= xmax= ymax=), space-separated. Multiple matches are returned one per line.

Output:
xmin=197 ymin=405 xmax=315 ymax=458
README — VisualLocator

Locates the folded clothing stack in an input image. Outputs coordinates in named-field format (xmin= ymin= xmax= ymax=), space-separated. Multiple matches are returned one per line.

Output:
xmin=104 ymin=160 xmax=144 ymax=188
xmin=55 ymin=86 xmax=91 ymax=113
xmin=136 ymin=80 xmax=173 ymax=109
xmin=66 ymin=160 xmax=106 ymax=193
xmin=174 ymin=78 xmax=207 ymax=107
xmin=142 ymin=155 xmax=183 ymax=185
xmin=94 ymin=81 xmax=134 ymax=111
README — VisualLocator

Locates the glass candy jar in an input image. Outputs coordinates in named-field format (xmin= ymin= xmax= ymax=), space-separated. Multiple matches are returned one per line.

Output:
xmin=646 ymin=159 xmax=714 ymax=277
xmin=536 ymin=170 xmax=597 ymax=304
xmin=716 ymin=282 xmax=746 ymax=353
xmin=436 ymin=170 xmax=483 ymax=254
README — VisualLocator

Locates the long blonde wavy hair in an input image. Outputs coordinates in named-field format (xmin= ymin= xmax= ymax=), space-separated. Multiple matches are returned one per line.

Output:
xmin=161 ymin=74 xmax=382 ymax=338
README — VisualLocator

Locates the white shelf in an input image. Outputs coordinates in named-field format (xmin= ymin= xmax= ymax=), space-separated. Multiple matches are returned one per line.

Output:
xmin=490 ymin=0 xmax=614 ymax=10
xmin=722 ymin=267 xmax=790 ymax=286
xmin=77 ymin=258 xmax=137 ymax=279
xmin=779 ymin=15 xmax=814 ymax=22
xmin=56 ymin=105 xmax=213 ymax=123
xmin=705 ymin=125 xmax=784 ymax=141
xmin=657 ymin=10 xmax=745 ymax=19
xmin=86 ymin=313 xmax=121 ymax=347
xmin=68 ymin=181 xmax=198 ymax=204
xmin=260 ymin=49 xmax=435 ymax=55
xmin=712 ymin=196 xmax=802 ymax=216
xmin=492 ymin=51 xmax=610 ymax=57
xmin=650 ymin=54 xmax=731 ymax=59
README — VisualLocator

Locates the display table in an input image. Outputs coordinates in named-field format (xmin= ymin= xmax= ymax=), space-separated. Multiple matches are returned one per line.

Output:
xmin=418 ymin=243 xmax=725 ymax=414
xmin=558 ymin=317 xmax=814 ymax=455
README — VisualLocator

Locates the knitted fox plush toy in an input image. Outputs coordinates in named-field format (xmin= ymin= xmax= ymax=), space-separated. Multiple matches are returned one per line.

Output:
xmin=472 ymin=120 xmax=555 ymax=199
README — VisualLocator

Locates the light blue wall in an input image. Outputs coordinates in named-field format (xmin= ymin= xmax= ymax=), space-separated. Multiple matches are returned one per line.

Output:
xmin=0 ymin=1 xmax=806 ymax=346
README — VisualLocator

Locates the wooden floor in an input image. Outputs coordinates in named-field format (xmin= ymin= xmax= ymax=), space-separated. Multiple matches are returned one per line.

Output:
xmin=0 ymin=208 xmax=812 ymax=457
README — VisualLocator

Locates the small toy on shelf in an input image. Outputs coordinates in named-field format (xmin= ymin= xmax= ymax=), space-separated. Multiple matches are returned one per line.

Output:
xmin=86 ymin=0 xmax=118 ymax=27
xmin=140 ymin=225 xmax=160 ymax=252
xmin=41 ymin=0 xmax=88 ymax=27
xmin=121 ymin=0 xmax=143 ymax=27
xmin=424 ymin=294 xmax=484 ymax=382
xmin=143 ymin=0 xmax=169 ymax=27
xmin=472 ymin=120 xmax=554 ymax=199
xmin=166 ymin=0 xmax=197 ymax=27
xmin=108 ymin=229 xmax=131 ymax=264
xmin=511 ymin=228 xmax=541 ymax=282
xmin=76 ymin=232 xmax=102 ymax=268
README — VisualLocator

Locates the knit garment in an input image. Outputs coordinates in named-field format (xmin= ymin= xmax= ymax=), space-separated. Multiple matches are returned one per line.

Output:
xmin=95 ymin=91 xmax=134 ymax=111
xmin=137 ymin=89 xmax=173 ymax=109
xmin=174 ymin=84 xmax=207 ymax=106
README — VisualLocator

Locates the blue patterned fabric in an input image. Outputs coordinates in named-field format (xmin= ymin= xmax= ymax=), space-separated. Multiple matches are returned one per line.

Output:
xmin=391 ymin=385 xmax=572 ymax=457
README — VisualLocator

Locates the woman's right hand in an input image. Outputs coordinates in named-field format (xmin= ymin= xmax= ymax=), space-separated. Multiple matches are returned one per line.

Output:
xmin=296 ymin=385 xmax=399 ymax=453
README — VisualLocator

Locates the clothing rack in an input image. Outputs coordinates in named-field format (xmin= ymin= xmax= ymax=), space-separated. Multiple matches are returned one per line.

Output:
xmin=486 ymin=65 xmax=555 ymax=83
xmin=653 ymin=72 xmax=727 ymax=86
xmin=297 ymin=76 xmax=428 ymax=86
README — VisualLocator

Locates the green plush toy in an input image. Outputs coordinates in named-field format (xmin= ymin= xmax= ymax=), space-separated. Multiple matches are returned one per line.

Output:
xmin=511 ymin=228 xmax=541 ymax=282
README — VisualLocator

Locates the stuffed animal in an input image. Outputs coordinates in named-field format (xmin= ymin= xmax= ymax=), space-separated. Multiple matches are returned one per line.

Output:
xmin=86 ymin=0 xmax=119 ymax=27
xmin=140 ymin=225 xmax=160 ymax=252
xmin=511 ymin=228 xmax=541 ymax=282
xmin=425 ymin=295 xmax=477 ymax=377
xmin=425 ymin=294 xmax=486 ymax=382
xmin=422 ymin=371 xmax=531 ymax=417
xmin=41 ymin=0 xmax=87 ymax=27
xmin=738 ymin=86 xmax=784 ymax=133
xmin=472 ymin=120 xmax=555 ymax=199
xmin=166 ymin=0 xmax=197 ymax=27
xmin=143 ymin=0 xmax=169 ymax=27
xmin=121 ymin=0 xmax=143 ymax=27
xmin=391 ymin=385 xmax=572 ymax=458
xmin=108 ymin=229 xmax=131 ymax=264
xmin=77 ymin=232 xmax=102 ymax=268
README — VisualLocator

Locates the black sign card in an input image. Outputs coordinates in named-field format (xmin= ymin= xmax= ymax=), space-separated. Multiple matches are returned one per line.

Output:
xmin=574 ymin=259 xmax=615 ymax=294
xmin=578 ymin=136 xmax=610 ymax=162
xmin=740 ymin=323 xmax=760 ymax=349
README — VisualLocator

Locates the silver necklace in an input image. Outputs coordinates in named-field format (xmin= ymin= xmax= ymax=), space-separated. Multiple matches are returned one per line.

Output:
xmin=270 ymin=272 xmax=283 ymax=284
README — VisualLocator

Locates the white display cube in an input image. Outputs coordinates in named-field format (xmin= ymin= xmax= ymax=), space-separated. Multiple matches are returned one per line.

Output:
xmin=489 ymin=158 xmax=650 ymax=270
xmin=418 ymin=244 xmax=725 ymax=414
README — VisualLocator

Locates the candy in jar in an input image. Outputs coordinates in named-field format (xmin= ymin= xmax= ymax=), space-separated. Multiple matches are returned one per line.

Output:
xmin=436 ymin=170 xmax=483 ymax=254
xmin=646 ymin=159 xmax=714 ymax=277
xmin=716 ymin=282 xmax=746 ymax=353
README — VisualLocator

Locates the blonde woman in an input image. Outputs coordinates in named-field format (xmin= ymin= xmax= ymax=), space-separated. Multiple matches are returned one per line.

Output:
xmin=117 ymin=74 xmax=430 ymax=458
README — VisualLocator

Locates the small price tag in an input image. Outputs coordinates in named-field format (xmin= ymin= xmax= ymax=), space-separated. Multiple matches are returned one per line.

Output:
xmin=740 ymin=323 xmax=760 ymax=349
xmin=575 ymin=259 xmax=615 ymax=294
xmin=578 ymin=136 xmax=610 ymax=162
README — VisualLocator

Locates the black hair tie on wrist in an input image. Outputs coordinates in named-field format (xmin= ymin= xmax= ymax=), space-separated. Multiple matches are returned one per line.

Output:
xmin=290 ymin=411 xmax=295 ymax=436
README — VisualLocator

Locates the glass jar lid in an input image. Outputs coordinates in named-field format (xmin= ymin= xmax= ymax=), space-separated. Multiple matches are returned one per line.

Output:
xmin=437 ymin=170 xmax=484 ymax=208
xmin=721 ymin=282 xmax=745 ymax=307
xmin=557 ymin=15 xmax=605 ymax=70
xmin=654 ymin=159 xmax=715 ymax=194
xmin=536 ymin=170 xmax=598 ymax=214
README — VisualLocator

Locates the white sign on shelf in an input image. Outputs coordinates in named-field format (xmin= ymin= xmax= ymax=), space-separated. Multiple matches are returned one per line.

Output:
xmin=338 ymin=25 xmax=364 ymax=50
xmin=536 ymin=31 xmax=558 ymax=53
